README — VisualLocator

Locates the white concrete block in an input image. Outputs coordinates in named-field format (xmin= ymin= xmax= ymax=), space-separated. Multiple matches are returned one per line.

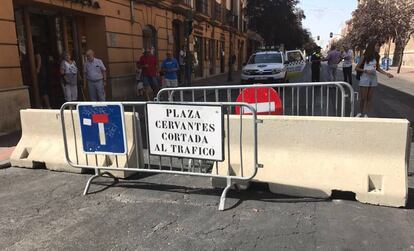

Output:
xmin=10 ymin=109 xmax=139 ymax=178
xmin=215 ymin=115 xmax=411 ymax=208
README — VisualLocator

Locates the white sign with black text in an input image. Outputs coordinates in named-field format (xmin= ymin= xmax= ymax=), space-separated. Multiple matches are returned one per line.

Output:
xmin=147 ymin=103 xmax=223 ymax=161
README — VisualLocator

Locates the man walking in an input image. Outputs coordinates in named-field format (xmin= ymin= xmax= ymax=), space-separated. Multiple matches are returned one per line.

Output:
xmin=161 ymin=52 xmax=179 ymax=88
xmin=325 ymin=45 xmax=341 ymax=81
xmin=139 ymin=48 xmax=158 ymax=99
xmin=84 ymin=49 xmax=107 ymax=101
xmin=311 ymin=47 xmax=322 ymax=82
xmin=342 ymin=46 xmax=353 ymax=85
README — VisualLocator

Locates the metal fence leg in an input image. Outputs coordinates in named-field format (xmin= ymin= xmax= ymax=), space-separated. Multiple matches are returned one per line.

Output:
xmin=83 ymin=169 xmax=100 ymax=195
xmin=218 ymin=177 xmax=232 ymax=211
xmin=83 ymin=169 xmax=118 ymax=195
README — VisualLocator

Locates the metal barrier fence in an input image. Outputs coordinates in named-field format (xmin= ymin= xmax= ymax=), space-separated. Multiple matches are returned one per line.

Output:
xmin=157 ymin=82 xmax=355 ymax=117
xmin=60 ymin=101 xmax=260 ymax=210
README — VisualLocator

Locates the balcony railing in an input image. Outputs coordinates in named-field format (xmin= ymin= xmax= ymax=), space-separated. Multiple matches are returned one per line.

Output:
xmin=225 ymin=9 xmax=237 ymax=28
xmin=195 ymin=0 xmax=209 ymax=15
xmin=212 ymin=1 xmax=223 ymax=23
xmin=172 ymin=0 xmax=192 ymax=7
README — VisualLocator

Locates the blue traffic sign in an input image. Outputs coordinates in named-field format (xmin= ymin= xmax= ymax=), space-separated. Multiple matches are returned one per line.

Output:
xmin=77 ymin=103 xmax=127 ymax=155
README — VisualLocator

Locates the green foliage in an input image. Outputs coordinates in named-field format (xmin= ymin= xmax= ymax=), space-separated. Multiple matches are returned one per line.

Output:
xmin=343 ymin=0 xmax=414 ymax=50
xmin=246 ymin=0 xmax=316 ymax=50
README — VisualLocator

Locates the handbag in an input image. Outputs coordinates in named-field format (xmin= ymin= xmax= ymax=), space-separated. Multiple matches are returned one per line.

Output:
xmin=61 ymin=75 xmax=70 ymax=85
xmin=356 ymin=57 xmax=365 ymax=81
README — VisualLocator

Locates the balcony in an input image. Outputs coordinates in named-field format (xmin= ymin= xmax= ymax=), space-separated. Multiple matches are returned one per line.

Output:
xmin=225 ymin=9 xmax=237 ymax=29
xmin=195 ymin=0 xmax=209 ymax=16
xmin=171 ymin=0 xmax=192 ymax=12
xmin=172 ymin=0 xmax=192 ymax=6
xmin=211 ymin=1 xmax=223 ymax=24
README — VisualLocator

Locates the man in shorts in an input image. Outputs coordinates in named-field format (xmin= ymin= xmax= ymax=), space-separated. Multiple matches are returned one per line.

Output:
xmin=139 ymin=49 xmax=158 ymax=99
xmin=161 ymin=52 xmax=179 ymax=87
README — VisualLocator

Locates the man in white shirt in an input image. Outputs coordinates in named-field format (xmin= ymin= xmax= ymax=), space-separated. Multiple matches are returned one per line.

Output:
xmin=342 ymin=46 xmax=353 ymax=86
xmin=84 ymin=49 xmax=107 ymax=101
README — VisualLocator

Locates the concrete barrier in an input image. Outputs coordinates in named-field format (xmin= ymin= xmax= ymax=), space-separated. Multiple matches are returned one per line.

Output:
xmin=214 ymin=115 xmax=411 ymax=208
xmin=10 ymin=109 xmax=138 ymax=178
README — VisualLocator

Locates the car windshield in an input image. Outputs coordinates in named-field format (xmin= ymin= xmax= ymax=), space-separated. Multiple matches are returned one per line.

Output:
xmin=248 ymin=53 xmax=282 ymax=64
xmin=287 ymin=51 xmax=303 ymax=62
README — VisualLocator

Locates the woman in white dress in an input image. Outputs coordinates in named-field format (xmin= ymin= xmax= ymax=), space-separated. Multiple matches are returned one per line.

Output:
xmin=60 ymin=52 xmax=79 ymax=101
xmin=355 ymin=41 xmax=393 ymax=117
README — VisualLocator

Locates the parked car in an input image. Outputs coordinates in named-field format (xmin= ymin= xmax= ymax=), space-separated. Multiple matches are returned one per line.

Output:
xmin=241 ymin=51 xmax=287 ymax=84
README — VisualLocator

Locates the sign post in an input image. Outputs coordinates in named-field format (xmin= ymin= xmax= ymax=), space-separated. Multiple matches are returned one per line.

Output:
xmin=147 ymin=103 xmax=224 ymax=161
xmin=78 ymin=103 xmax=127 ymax=155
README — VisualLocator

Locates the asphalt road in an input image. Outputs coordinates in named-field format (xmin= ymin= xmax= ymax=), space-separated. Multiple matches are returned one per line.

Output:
xmin=1 ymin=65 xmax=414 ymax=250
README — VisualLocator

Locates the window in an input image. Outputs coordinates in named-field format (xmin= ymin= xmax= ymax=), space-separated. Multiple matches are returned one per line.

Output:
xmin=248 ymin=53 xmax=283 ymax=64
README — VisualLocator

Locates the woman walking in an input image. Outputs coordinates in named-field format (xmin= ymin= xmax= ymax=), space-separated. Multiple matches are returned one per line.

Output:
xmin=60 ymin=52 xmax=79 ymax=101
xmin=355 ymin=41 xmax=393 ymax=117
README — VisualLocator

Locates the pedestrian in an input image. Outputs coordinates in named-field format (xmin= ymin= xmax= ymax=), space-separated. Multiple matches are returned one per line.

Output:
xmin=342 ymin=46 xmax=354 ymax=86
xmin=184 ymin=51 xmax=193 ymax=86
xmin=179 ymin=46 xmax=186 ymax=85
xmin=311 ymin=46 xmax=322 ymax=82
xmin=84 ymin=49 xmax=107 ymax=101
xmin=60 ymin=52 xmax=79 ymax=101
xmin=325 ymin=45 xmax=341 ymax=81
xmin=161 ymin=52 xmax=179 ymax=88
xmin=34 ymin=42 xmax=51 ymax=108
xmin=135 ymin=62 xmax=144 ymax=98
xmin=355 ymin=41 xmax=393 ymax=117
xmin=139 ymin=48 xmax=158 ymax=100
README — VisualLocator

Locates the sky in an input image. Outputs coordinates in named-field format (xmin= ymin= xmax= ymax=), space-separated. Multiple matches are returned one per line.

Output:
xmin=298 ymin=0 xmax=358 ymax=49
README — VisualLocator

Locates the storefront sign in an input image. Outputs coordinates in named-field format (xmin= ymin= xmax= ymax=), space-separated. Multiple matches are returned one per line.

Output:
xmin=147 ymin=103 xmax=224 ymax=161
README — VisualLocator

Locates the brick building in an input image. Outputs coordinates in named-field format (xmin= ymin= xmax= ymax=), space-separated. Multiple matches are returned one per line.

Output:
xmin=0 ymin=0 xmax=248 ymax=134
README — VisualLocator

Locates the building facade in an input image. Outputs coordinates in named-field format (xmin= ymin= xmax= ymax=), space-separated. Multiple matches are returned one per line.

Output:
xmin=381 ymin=36 xmax=414 ymax=68
xmin=0 ymin=0 xmax=248 ymax=134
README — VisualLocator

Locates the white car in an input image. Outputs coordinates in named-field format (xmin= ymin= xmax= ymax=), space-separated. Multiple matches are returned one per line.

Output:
xmin=241 ymin=51 xmax=287 ymax=84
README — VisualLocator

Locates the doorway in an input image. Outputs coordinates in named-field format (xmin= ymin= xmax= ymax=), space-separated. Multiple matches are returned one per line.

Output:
xmin=209 ymin=39 xmax=216 ymax=75
xmin=193 ymin=36 xmax=204 ymax=78
xmin=220 ymin=40 xmax=225 ymax=73
xmin=172 ymin=20 xmax=184 ymax=82
xmin=172 ymin=20 xmax=183 ymax=60
xmin=142 ymin=25 xmax=157 ymax=55
xmin=238 ymin=40 xmax=244 ymax=71
xmin=14 ymin=7 xmax=83 ymax=108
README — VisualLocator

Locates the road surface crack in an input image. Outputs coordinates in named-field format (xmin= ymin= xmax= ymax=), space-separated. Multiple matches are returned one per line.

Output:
xmin=145 ymin=219 xmax=177 ymax=238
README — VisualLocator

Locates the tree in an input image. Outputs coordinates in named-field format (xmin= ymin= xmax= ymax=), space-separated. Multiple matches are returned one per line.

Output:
xmin=343 ymin=0 xmax=414 ymax=73
xmin=387 ymin=0 xmax=414 ymax=72
xmin=246 ymin=0 xmax=313 ymax=50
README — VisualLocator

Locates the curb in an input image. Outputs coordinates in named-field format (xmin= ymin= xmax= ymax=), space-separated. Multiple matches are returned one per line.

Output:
xmin=0 ymin=160 xmax=10 ymax=169
xmin=0 ymin=147 xmax=15 ymax=169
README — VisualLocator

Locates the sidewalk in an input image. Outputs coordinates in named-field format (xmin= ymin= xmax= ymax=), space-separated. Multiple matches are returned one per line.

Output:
xmin=377 ymin=67 xmax=414 ymax=96
xmin=192 ymin=71 xmax=241 ymax=86
xmin=0 ymin=131 xmax=21 ymax=168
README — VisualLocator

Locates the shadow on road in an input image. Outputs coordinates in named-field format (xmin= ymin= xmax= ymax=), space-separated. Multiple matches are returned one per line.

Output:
xmin=86 ymin=175 xmax=414 ymax=210
xmin=375 ymin=83 xmax=414 ymax=132
xmin=406 ymin=188 xmax=414 ymax=209
xmin=0 ymin=131 xmax=21 ymax=147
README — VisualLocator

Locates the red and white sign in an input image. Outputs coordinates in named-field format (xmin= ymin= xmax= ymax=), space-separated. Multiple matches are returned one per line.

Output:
xmin=92 ymin=113 xmax=109 ymax=145
xmin=235 ymin=86 xmax=283 ymax=115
